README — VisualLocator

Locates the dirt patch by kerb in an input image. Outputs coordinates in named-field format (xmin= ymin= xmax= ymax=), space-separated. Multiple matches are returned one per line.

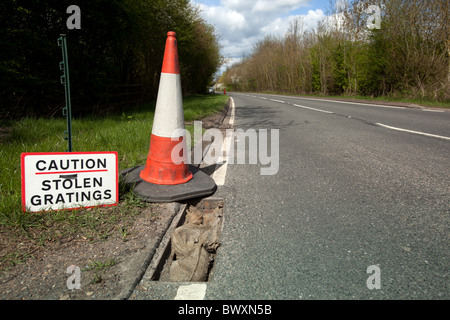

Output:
xmin=0 ymin=203 xmax=182 ymax=300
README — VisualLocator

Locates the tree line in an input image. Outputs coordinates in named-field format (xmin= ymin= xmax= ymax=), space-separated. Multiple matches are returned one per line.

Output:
xmin=221 ymin=0 xmax=449 ymax=103
xmin=0 ymin=0 xmax=222 ymax=118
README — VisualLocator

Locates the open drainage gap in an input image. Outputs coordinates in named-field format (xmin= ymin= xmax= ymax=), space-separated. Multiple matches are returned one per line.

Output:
xmin=151 ymin=198 xmax=224 ymax=282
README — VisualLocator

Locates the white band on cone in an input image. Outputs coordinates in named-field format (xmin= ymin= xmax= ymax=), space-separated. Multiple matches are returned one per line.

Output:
xmin=152 ymin=73 xmax=185 ymax=138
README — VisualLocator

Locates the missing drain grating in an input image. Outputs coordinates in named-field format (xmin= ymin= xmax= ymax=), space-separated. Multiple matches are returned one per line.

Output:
xmin=151 ymin=198 xmax=224 ymax=282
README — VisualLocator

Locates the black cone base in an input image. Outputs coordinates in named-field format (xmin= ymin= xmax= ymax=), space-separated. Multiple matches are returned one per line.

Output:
xmin=120 ymin=165 xmax=217 ymax=203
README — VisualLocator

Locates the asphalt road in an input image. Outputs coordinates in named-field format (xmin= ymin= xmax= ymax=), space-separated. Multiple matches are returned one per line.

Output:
xmin=204 ymin=93 xmax=449 ymax=300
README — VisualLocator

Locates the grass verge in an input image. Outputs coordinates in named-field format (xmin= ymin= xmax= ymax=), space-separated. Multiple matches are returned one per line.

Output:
xmin=0 ymin=94 xmax=228 ymax=271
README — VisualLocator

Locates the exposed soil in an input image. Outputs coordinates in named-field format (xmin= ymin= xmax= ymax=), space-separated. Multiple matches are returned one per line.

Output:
xmin=0 ymin=203 xmax=177 ymax=300
xmin=0 ymin=101 xmax=229 ymax=300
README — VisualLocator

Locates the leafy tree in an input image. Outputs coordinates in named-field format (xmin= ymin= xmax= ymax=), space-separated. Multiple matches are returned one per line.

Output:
xmin=222 ymin=0 xmax=449 ymax=102
xmin=0 ymin=0 xmax=222 ymax=118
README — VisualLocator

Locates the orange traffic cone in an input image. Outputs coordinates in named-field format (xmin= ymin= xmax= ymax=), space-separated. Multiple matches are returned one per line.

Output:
xmin=139 ymin=31 xmax=193 ymax=185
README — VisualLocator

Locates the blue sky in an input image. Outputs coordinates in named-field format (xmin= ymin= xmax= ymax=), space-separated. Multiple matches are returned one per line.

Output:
xmin=190 ymin=0 xmax=335 ymax=71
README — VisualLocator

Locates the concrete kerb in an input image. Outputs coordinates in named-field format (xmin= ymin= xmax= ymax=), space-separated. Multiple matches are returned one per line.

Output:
xmin=115 ymin=96 xmax=232 ymax=300
xmin=138 ymin=201 xmax=189 ymax=284
xmin=113 ymin=202 xmax=187 ymax=300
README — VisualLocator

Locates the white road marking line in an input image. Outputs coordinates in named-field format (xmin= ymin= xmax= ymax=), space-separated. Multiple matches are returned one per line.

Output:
xmin=211 ymin=134 xmax=232 ymax=186
xmin=291 ymin=96 xmax=406 ymax=109
xmin=422 ymin=109 xmax=445 ymax=113
xmin=229 ymin=97 xmax=235 ymax=126
xmin=211 ymin=97 xmax=234 ymax=186
xmin=376 ymin=123 xmax=450 ymax=141
xmin=293 ymin=104 xmax=334 ymax=114
xmin=259 ymin=97 xmax=268 ymax=100
xmin=174 ymin=283 xmax=207 ymax=300
xmin=271 ymin=99 xmax=285 ymax=103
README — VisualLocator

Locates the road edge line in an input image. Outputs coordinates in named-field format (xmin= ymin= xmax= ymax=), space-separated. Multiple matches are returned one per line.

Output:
xmin=376 ymin=123 xmax=450 ymax=141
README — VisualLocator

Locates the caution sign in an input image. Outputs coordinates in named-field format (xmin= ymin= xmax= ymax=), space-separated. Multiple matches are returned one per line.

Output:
xmin=21 ymin=152 xmax=118 ymax=212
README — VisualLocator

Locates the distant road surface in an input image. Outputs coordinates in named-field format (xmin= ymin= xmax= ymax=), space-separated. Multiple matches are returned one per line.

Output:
xmin=204 ymin=93 xmax=449 ymax=299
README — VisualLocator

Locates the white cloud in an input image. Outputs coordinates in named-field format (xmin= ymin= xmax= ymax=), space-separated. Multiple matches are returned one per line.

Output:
xmin=261 ymin=9 xmax=326 ymax=37
xmin=192 ymin=0 xmax=328 ymax=72
xmin=302 ymin=9 xmax=326 ymax=30
xmin=252 ymin=0 xmax=307 ymax=13
xmin=200 ymin=4 xmax=246 ymax=33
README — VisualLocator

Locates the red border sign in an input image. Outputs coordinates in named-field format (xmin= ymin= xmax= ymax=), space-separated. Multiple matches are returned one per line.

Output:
xmin=21 ymin=152 xmax=119 ymax=212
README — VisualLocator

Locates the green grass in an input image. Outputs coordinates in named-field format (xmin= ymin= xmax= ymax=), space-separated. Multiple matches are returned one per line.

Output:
xmin=183 ymin=94 xmax=229 ymax=120
xmin=83 ymin=258 xmax=118 ymax=284
xmin=0 ymin=94 xmax=228 ymax=270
